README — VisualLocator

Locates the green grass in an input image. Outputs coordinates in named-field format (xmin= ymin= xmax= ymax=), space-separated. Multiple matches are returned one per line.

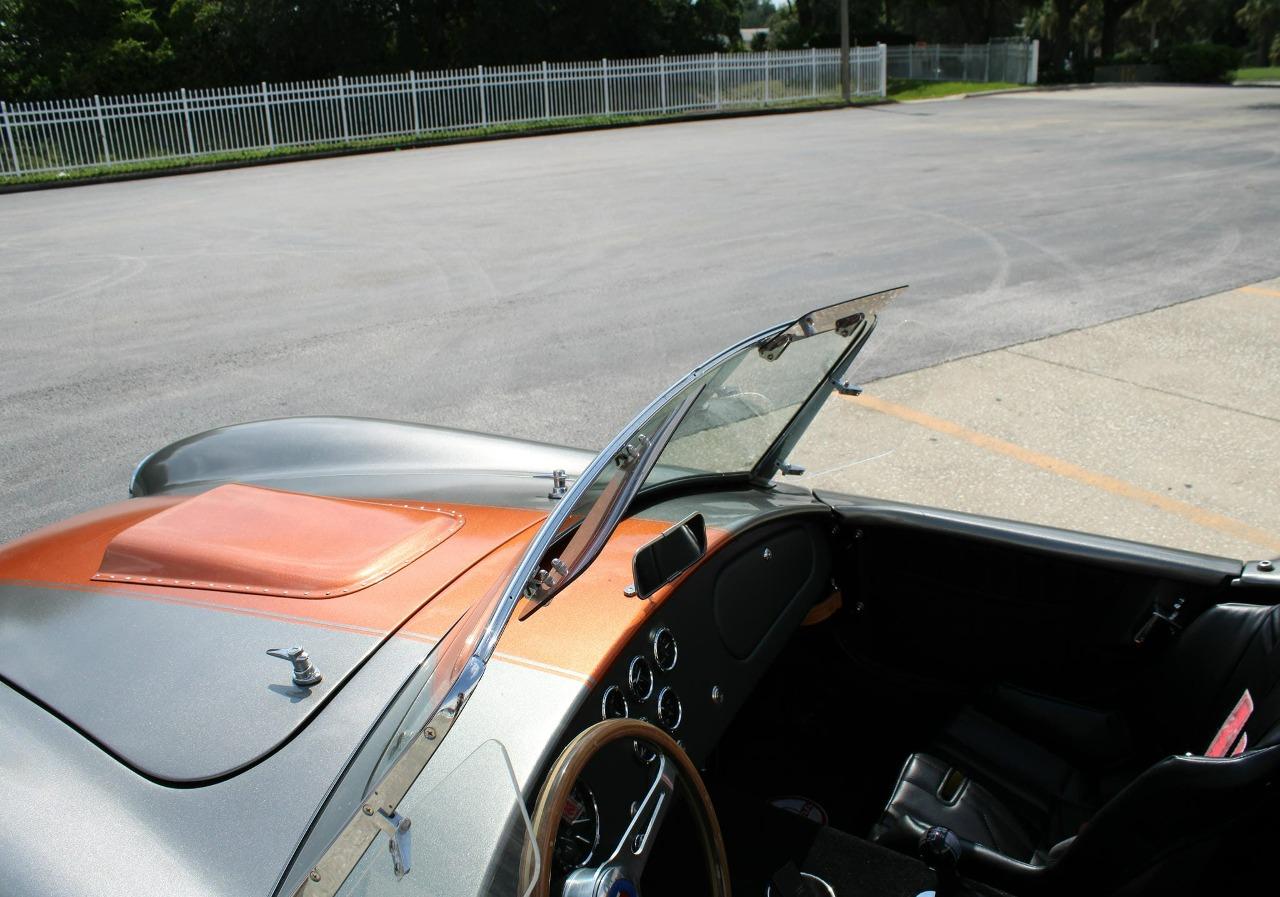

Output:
xmin=1236 ymin=66 xmax=1280 ymax=81
xmin=0 ymin=98 xmax=887 ymax=188
xmin=888 ymin=79 xmax=1022 ymax=100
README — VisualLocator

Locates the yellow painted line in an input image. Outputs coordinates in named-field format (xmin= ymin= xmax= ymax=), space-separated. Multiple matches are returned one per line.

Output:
xmin=855 ymin=394 xmax=1280 ymax=553
xmin=1239 ymin=285 xmax=1280 ymax=298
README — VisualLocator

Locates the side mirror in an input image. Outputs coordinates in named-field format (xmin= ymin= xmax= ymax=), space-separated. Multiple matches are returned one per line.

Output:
xmin=632 ymin=513 xmax=707 ymax=600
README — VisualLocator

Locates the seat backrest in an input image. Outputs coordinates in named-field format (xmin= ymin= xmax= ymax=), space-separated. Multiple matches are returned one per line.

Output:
xmin=1050 ymin=744 xmax=1280 ymax=894
xmin=1145 ymin=603 xmax=1280 ymax=755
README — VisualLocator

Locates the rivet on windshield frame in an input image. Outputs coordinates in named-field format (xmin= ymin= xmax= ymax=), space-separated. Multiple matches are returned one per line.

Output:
xmin=309 ymin=870 xmax=321 ymax=882
xmin=424 ymin=727 xmax=437 ymax=740
xmin=623 ymin=584 xmax=637 ymax=597
xmin=362 ymin=805 xmax=374 ymax=816
xmin=1261 ymin=560 xmax=1275 ymax=572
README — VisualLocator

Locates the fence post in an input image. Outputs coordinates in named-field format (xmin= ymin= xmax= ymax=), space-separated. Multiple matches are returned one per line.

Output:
xmin=93 ymin=95 xmax=111 ymax=163
xmin=409 ymin=71 xmax=421 ymax=133
xmin=337 ymin=75 xmax=350 ymax=139
xmin=878 ymin=44 xmax=888 ymax=97
xmin=811 ymin=47 xmax=817 ymax=97
xmin=478 ymin=66 xmax=488 ymax=126
xmin=542 ymin=62 xmax=551 ymax=120
xmin=763 ymin=51 xmax=770 ymax=103
xmin=984 ymin=44 xmax=991 ymax=83
xmin=1028 ymin=40 xmax=1040 ymax=84
xmin=179 ymin=88 xmax=195 ymax=155
xmin=602 ymin=59 xmax=611 ymax=115
xmin=714 ymin=53 xmax=721 ymax=110
xmin=660 ymin=55 xmax=668 ymax=112
xmin=261 ymin=82 xmax=275 ymax=148
xmin=0 ymin=101 xmax=20 ymax=175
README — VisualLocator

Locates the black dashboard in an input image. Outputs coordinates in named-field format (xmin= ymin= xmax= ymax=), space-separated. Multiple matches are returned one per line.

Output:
xmin=544 ymin=512 xmax=834 ymax=877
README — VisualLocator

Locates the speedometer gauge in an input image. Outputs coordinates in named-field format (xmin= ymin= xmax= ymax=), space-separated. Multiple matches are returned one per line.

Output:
xmin=553 ymin=782 xmax=601 ymax=871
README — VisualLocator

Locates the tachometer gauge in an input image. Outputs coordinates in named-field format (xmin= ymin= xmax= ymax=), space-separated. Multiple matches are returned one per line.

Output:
xmin=652 ymin=628 xmax=678 ymax=672
xmin=553 ymin=782 xmax=601 ymax=871
xmin=601 ymin=685 xmax=629 ymax=720
xmin=656 ymin=687 xmax=683 ymax=732
xmin=628 ymin=656 xmax=654 ymax=701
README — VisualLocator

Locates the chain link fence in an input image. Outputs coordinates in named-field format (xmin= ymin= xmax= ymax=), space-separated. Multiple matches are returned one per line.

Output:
xmin=886 ymin=41 xmax=1039 ymax=85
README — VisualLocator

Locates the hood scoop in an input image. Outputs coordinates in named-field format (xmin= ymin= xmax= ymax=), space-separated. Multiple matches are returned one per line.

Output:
xmin=93 ymin=483 xmax=463 ymax=598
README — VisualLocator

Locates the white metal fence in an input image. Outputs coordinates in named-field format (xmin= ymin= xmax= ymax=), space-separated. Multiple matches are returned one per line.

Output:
xmin=0 ymin=46 xmax=887 ymax=177
xmin=886 ymin=41 xmax=1038 ymax=85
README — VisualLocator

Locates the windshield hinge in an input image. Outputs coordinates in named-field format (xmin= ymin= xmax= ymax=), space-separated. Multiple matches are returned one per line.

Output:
xmin=614 ymin=435 xmax=650 ymax=470
xmin=369 ymin=807 xmax=412 ymax=879
xmin=831 ymin=375 xmax=863 ymax=396
xmin=757 ymin=332 xmax=791 ymax=362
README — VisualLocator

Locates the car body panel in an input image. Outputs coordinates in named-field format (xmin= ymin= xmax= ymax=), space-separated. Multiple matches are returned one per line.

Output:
xmin=130 ymin=416 xmax=596 ymax=511
xmin=0 ymin=494 xmax=547 ymax=783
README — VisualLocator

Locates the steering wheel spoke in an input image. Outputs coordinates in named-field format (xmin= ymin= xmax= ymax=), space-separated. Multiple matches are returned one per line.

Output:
xmin=527 ymin=719 xmax=730 ymax=897
xmin=605 ymin=753 xmax=678 ymax=878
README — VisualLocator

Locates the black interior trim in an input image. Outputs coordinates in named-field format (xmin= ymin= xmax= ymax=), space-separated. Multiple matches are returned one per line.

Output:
xmin=817 ymin=493 xmax=1246 ymax=587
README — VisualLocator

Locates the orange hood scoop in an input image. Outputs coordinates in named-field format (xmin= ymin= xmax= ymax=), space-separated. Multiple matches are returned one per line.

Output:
xmin=92 ymin=483 xmax=463 ymax=598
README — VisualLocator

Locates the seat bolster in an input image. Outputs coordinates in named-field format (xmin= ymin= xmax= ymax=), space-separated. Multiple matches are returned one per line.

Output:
xmin=934 ymin=707 xmax=1096 ymax=836
xmin=869 ymin=752 xmax=1042 ymax=864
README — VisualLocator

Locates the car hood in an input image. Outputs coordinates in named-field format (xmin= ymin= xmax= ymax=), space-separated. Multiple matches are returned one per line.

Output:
xmin=0 ymin=489 xmax=546 ymax=784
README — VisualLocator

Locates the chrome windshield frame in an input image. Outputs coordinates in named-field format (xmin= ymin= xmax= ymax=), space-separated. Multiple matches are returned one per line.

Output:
xmin=471 ymin=317 xmax=794 ymax=663
xmin=285 ymin=288 xmax=904 ymax=897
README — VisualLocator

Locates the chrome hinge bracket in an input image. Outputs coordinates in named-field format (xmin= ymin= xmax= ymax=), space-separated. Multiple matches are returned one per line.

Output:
xmin=758 ymin=333 xmax=791 ymax=362
xmin=370 ymin=808 xmax=412 ymax=880
xmin=614 ymin=435 xmax=650 ymax=470
xmin=547 ymin=469 xmax=568 ymax=500
xmin=831 ymin=376 xmax=863 ymax=396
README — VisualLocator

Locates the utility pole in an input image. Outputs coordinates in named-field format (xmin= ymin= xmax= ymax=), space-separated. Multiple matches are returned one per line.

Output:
xmin=840 ymin=0 xmax=851 ymax=102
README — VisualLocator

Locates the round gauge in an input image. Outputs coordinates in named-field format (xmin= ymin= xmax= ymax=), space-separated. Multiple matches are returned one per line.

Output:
xmin=628 ymin=656 xmax=654 ymax=701
xmin=652 ymin=628 xmax=678 ymax=672
xmin=601 ymin=685 xmax=629 ymax=720
xmin=656 ymin=687 xmax=683 ymax=732
xmin=632 ymin=739 xmax=657 ymax=766
xmin=553 ymin=781 xmax=601 ymax=871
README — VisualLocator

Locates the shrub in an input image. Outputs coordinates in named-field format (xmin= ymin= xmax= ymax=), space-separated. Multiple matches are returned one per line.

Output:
xmin=1163 ymin=43 xmax=1242 ymax=83
xmin=1271 ymin=34 xmax=1280 ymax=66
xmin=1109 ymin=48 xmax=1150 ymax=64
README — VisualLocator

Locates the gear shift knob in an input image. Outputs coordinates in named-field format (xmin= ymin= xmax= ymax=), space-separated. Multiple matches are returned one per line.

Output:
xmin=918 ymin=825 xmax=962 ymax=896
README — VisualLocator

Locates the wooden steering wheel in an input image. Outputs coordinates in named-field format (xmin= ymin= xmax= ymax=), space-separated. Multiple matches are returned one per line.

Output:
xmin=527 ymin=718 xmax=731 ymax=897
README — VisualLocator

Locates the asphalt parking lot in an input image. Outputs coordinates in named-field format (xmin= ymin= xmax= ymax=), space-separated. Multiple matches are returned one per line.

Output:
xmin=1 ymin=85 xmax=1277 ymax=553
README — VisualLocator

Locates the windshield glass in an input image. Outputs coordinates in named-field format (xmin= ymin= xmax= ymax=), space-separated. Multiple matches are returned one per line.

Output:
xmin=652 ymin=328 xmax=861 ymax=479
xmin=645 ymin=288 xmax=902 ymax=487
xmin=332 ymin=739 xmax=536 ymax=897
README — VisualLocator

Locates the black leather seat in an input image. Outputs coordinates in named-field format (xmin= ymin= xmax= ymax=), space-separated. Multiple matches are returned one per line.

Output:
xmin=869 ymin=602 xmax=1280 ymax=894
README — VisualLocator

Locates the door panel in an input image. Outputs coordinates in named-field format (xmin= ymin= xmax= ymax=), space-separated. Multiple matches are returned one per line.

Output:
xmin=826 ymin=499 xmax=1237 ymax=706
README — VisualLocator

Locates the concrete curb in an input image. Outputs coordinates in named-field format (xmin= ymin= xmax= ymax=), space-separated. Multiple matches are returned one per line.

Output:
xmin=0 ymin=99 xmax=891 ymax=195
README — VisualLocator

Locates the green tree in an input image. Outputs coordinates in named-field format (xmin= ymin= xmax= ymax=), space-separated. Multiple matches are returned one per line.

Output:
xmin=1237 ymin=0 xmax=1280 ymax=62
